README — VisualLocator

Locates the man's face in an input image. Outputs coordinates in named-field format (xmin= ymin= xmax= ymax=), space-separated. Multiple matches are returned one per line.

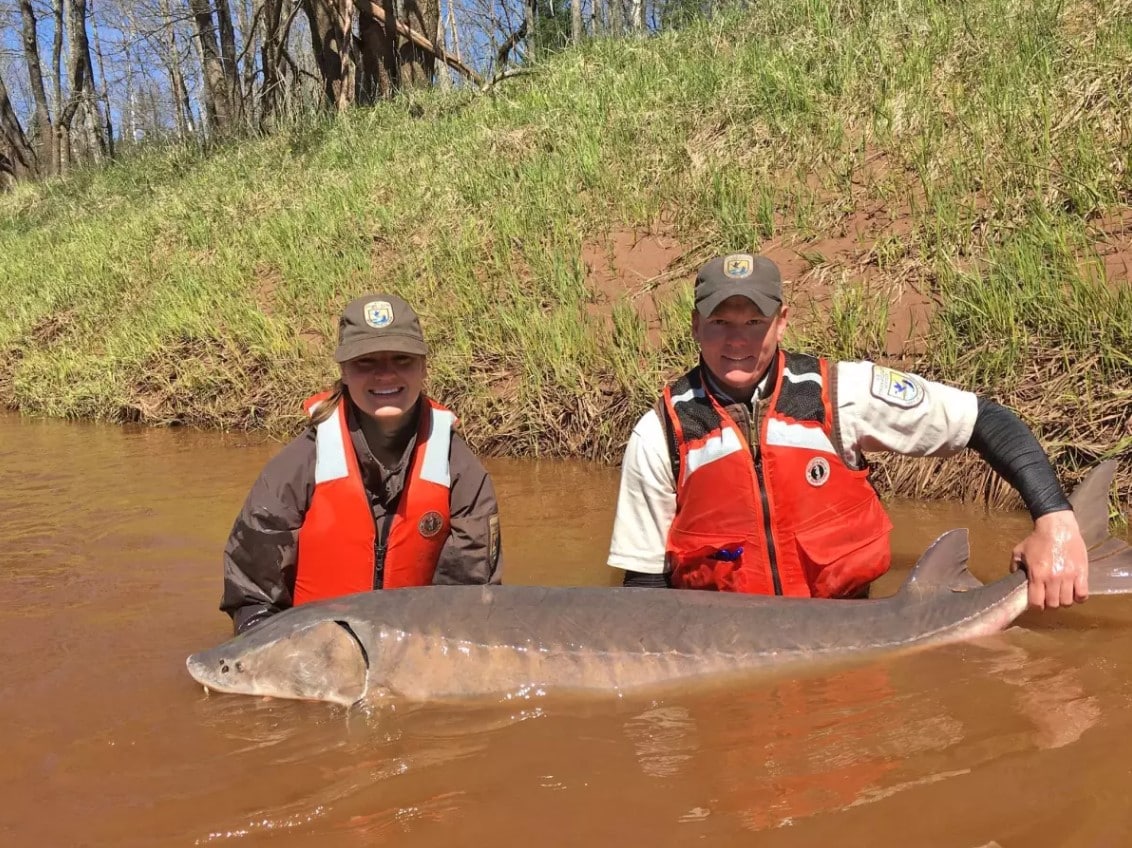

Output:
xmin=340 ymin=351 xmax=426 ymax=423
xmin=692 ymin=296 xmax=788 ymax=399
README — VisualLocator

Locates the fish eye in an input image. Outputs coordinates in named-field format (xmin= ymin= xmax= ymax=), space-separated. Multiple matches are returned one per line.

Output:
xmin=235 ymin=661 xmax=244 ymax=672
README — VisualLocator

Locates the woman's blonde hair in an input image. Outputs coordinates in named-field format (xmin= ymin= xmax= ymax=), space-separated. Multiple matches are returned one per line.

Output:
xmin=309 ymin=379 xmax=346 ymax=426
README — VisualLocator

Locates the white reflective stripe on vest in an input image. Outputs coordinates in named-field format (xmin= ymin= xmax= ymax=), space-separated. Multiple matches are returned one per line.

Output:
xmin=783 ymin=367 xmax=822 ymax=385
xmin=314 ymin=407 xmax=350 ymax=483
xmin=765 ymin=418 xmax=837 ymax=455
xmin=684 ymin=427 xmax=744 ymax=479
xmin=419 ymin=409 xmax=455 ymax=488
xmin=671 ymin=386 xmax=706 ymax=404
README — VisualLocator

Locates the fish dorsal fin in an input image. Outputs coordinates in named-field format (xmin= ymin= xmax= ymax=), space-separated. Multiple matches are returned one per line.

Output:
xmin=898 ymin=529 xmax=982 ymax=598
xmin=1068 ymin=460 xmax=1117 ymax=550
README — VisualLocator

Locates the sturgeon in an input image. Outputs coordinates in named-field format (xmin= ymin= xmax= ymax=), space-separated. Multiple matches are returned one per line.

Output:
xmin=186 ymin=462 xmax=1132 ymax=706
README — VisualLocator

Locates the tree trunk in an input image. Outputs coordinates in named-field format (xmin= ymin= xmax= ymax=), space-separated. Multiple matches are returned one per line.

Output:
xmin=237 ymin=0 xmax=260 ymax=125
xmin=447 ymin=0 xmax=463 ymax=66
xmin=357 ymin=8 xmax=398 ymax=102
xmin=215 ymin=0 xmax=243 ymax=124
xmin=58 ymin=0 xmax=99 ymax=170
xmin=434 ymin=4 xmax=451 ymax=91
xmin=397 ymin=0 xmax=439 ymax=87
xmin=52 ymin=0 xmax=65 ymax=170
xmin=18 ymin=0 xmax=53 ymax=174
xmin=188 ymin=0 xmax=236 ymax=135
xmin=302 ymin=0 xmax=356 ymax=112
xmin=608 ymin=0 xmax=622 ymax=37
xmin=259 ymin=0 xmax=287 ymax=130
xmin=153 ymin=0 xmax=197 ymax=138
xmin=523 ymin=0 xmax=536 ymax=58
xmin=571 ymin=0 xmax=582 ymax=44
xmin=0 ymin=68 xmax=37 ymax=180
xmin=88 ymin=0 xmax=115 ymax=158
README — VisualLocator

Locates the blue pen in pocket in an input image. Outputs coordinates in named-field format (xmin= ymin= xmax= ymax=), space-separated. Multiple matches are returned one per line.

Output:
xmin=709 ymin=546 xmax=744 ymax=562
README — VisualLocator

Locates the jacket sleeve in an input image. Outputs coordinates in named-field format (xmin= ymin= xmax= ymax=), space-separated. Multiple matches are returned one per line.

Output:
xmin=219 ymin=431 xmax=317 ymax=633
xmin=432 ymin=434 xmax=503 ymax=585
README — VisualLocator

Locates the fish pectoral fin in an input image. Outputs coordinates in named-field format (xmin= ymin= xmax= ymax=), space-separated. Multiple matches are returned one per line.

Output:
xmin=898 ymin=529 xmax=982 ymax=598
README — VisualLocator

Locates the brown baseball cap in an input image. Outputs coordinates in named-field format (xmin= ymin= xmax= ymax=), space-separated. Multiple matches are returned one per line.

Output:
xmin=694 ymin=253 xmax=783 ymax=317
xmin=333 ymin=293 xmax=429 ymax=363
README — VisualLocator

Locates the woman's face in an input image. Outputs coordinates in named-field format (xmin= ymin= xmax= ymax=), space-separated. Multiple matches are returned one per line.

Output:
xmin=340 ymin=351 xmax=426 ymax=424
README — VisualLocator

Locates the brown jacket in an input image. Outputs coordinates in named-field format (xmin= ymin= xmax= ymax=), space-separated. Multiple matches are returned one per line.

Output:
xmin=220 ymin=401 xmax=503 ymax=633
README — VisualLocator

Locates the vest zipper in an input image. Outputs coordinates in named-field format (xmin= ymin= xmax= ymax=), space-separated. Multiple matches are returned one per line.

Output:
xmin=753 ymin=457 xmax=783 ymax=595
xmin=750 ymin=405 xmax=783 ymax=596
xmin=373 ymin=512 xmax=396 ymax=589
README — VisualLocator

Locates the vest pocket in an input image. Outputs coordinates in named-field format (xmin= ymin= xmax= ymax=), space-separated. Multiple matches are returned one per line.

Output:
xmin=667 ymin=541 xmax=747 ymax=592
xmin=793 ymin=498 xmax=892 ymax=598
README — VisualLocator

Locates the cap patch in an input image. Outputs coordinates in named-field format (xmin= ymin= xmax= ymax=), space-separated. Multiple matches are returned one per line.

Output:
xmin=723 ymin=254 xmax=754 ymax=278
xmin=363 ymin=300 xmax=394 ymax=329
xmin=869 ymin=366 xmax=924 ymax=409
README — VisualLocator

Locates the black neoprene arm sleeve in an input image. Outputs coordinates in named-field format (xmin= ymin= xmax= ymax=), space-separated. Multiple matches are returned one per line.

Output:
xmin=966 ymin=396 xmax=1072 ymax=520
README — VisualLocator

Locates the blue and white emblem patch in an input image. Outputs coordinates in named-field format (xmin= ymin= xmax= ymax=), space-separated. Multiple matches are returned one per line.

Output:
xmin=724 ymin=254 xmax=754 ymax=278
xmin=363 ymin=300 xmax=394 ymax=328
xmin=869 ymin=366 xmax=924 ymax=408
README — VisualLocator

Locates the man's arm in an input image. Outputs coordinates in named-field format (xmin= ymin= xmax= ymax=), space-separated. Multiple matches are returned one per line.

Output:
xmin=608 ymin=410 xmax=676 ymax=587
xmin=966 ymin=397 xmax=1087 ymax=608
xmin=835 ymin=362 xmax=1087 ymax=608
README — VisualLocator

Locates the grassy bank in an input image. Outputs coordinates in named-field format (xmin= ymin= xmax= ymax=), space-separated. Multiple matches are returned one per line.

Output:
xmin=1 ymin=0 xmax=1130 ymax=505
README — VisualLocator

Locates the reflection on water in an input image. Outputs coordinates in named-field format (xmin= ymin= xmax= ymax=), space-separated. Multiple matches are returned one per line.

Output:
xmin=1 ymin=413 xmax=1131 ymax=847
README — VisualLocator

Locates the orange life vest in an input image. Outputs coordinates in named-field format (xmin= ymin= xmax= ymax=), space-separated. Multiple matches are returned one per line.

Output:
xmin=293 ymin=392 xmax=454 ymax=604
xmin=662 ymin=351 xmax=892 ymax=598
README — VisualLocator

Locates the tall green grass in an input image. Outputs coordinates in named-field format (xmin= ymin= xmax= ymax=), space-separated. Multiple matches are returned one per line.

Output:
xmin=1 ymin=0 xmax=1129 ymax=502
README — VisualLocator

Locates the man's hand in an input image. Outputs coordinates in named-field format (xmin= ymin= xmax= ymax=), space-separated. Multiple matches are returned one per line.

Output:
xmin=1011 ymin=509 xmax=1089 ymax=609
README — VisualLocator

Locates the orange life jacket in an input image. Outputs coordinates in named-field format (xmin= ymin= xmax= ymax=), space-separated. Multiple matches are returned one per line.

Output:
xmin=662 ymin=351 xmax=892 ymax=598
xmin=293 ymin=392 xmax=454 ymax=604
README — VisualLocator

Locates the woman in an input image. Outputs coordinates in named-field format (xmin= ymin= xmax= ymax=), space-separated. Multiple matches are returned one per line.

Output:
xmin=221 ymin=293 xmax=503 ymax=634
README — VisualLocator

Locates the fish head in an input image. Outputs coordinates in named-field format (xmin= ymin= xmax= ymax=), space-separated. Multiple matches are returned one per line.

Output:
xmin=186 ymin=617 xmax=369 ymax=706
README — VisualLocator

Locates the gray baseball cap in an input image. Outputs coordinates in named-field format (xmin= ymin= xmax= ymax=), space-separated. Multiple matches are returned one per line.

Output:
xmin=333 ymin=293 xmax=429 ymax=362
xmin=694 ymin=253 xmax=783 ymax=317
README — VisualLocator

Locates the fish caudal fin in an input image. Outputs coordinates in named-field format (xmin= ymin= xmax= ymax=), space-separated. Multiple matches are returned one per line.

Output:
xmin=1068 ymin=460 xmax=1132 ymax=596
xmin=897 ymin=528 xmax=983 ymax=599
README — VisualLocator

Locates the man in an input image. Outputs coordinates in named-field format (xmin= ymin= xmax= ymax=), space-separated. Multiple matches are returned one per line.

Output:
xmin=607 ymin=253 xmax=1087 ymax=608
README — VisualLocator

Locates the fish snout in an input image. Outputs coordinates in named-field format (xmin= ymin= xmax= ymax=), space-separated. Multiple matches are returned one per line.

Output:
xmin=185 ymin=650 xmax=246 ymax=690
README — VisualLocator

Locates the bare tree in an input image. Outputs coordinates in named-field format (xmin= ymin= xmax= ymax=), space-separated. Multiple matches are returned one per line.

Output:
xmin=17 ymin=0 xmax=53 ymax=173
xmin=51 ymin=0 xmax=64 ymax=166
xmin=89 ymin=0 xmax=116 ymax=158
xmin=57 ymin=0 xmax=104 ymax=171
xmin=302 ymin=0 xmax=355 ymax=111
xmin=357 ymin=1 xmax=399 ymax=101
xmin=188 ymin=0 xmax=238 ymax=134
xmin=0 ymin=67 xmax=37 ymax=178
xmin=397 ymin=0 xmax=440 ymax=87
xmin=216 ymin=0 xmax=242 ymax=113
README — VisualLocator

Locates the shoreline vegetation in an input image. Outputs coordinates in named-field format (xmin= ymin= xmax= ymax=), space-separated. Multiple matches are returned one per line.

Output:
xmin=1 ymin=0 xmax=1129 ymax=507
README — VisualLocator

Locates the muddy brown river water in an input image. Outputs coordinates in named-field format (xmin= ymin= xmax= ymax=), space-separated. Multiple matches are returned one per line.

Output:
xmin=2 ymin=414 xmax=1131 ymax=847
